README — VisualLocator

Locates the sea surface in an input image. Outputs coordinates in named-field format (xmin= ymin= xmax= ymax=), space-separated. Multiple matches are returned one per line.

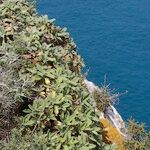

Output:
xmin=37 ymin=0 xmax=150 ymax=127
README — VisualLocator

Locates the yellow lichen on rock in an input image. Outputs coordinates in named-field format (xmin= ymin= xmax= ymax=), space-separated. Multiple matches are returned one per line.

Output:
xmin=100 ymin=118 xmax=125 ymax=150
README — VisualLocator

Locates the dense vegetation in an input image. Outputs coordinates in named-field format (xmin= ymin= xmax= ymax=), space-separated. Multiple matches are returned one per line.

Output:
xmin=125 ymin=119 xmax=150 ymax=150
xmin=0 ymin=0 xmax=149 ymax=149
xmin=0 ymin=0 xmax=117 ymax=149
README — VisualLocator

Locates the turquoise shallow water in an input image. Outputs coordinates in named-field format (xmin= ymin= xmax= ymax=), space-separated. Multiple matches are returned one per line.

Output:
xmin=37 ymin=0 xmax=150 ymax=127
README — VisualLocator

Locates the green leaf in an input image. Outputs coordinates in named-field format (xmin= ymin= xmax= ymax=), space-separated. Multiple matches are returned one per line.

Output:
xmin=31 ymin=75 xmax=41 ymax=81
xmin=23 ymin=119 xmax=35 ymax=126
xmin=0 ymin=26 xmax=5 ymax=37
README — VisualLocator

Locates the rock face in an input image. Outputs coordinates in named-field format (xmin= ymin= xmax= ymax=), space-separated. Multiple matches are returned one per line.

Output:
xmin=104 ymin=105 xmax=128 ymax=138
xmin=100 ymin=118 xmax=125 ymax=150
xmin=84 ymin=79 xmax=128 ymax=138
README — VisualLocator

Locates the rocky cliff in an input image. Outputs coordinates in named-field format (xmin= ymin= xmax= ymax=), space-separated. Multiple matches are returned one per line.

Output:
xmin=85 ymin=79 xmax=128 ymax=149
xmin=1 ymin=0 xmax=149 ymax=149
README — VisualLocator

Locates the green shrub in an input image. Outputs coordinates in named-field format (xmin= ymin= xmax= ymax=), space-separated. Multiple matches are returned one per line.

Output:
xmin=92 ymin=85 xmax=119 ymax=112
xmin=125 ymin=118 xmax=150 ymax=150
xmin=0 ymin=0 xmax=117 ymax=149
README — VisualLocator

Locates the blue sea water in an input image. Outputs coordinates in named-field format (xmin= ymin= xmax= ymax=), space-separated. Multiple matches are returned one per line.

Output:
xmin=37 ymin=0 xmax=150 ymax=127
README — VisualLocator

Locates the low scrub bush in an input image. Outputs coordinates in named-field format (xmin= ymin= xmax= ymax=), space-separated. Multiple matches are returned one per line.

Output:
xmin=125 ymin=118 xmax=150 ymax=150
xmin=92 ymin=84 xmax=120 ymax=112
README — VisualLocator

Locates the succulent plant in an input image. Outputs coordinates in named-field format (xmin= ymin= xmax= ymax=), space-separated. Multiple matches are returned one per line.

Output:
xmin=0 ymin=0 xmax=118 ymax=149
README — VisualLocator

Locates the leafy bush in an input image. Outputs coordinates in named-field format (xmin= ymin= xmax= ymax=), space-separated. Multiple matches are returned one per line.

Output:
xmin=125 ymin=118 xmax=150 ymax=150
xmin=0 ymin=0 xmax=117 ymax=149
